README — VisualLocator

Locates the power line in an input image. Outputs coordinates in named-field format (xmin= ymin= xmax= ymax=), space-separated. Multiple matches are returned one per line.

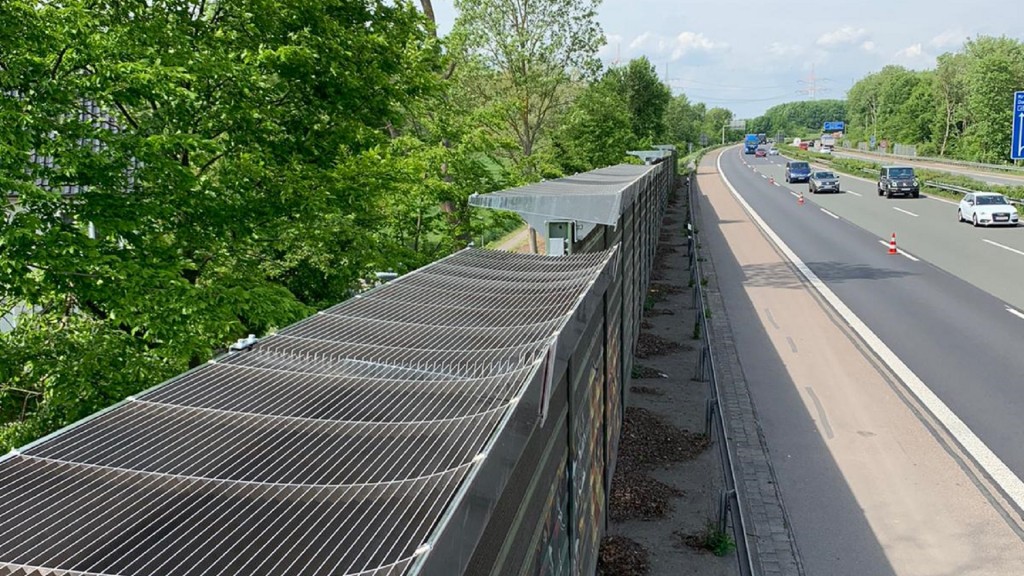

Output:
xmin=667 ymin=78 xmax=790 ymax=91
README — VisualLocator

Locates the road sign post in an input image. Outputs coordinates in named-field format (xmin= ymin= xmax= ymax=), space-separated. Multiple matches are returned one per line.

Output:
xmin=1012 ymin=91 xmax=1024 ymax=160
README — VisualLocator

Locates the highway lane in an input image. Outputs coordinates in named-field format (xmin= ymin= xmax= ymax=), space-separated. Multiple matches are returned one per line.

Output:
xmin=752 ymin=153 xmax=1024 ymax=313
xmin=722 ymin=148 xmax=1024 ymax=492
xmin=698 ymin=151 xmax=1024 ymax=575
xmin=832 ymin=148 xmax=1024 ymax=188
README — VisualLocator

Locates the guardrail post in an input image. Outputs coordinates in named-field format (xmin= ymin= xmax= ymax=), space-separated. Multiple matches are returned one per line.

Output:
xmin=705 ymin=397 xmax=717 ymax=436
xmin=718 ymin=489 xmax=734 ymax=533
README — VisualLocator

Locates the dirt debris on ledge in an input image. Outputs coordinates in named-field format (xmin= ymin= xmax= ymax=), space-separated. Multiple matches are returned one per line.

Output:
xmin=598 ymin=535 xmax=650 ymax=576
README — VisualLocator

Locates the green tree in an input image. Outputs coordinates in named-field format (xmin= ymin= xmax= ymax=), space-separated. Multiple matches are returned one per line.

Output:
xmin=605 ymin=57 xmax=671 ymax=145
xmin=933 ymin=52 xmax=969 ymax=157
xmin=452 ymin=0 xmax=605 ymax=174
xmin=663 ymin=93 xmax=704 ymax=149
xmin=895 ymin=72 xmax=936 ymax=148
xmin=0 ymin=0 xmax=443 ymax=449
xmin=551 ymin=76 xmax=633 ymax=173
xmin=702 ymin=107 xmax=734 ymax=144
xmin=960 ymin=36 xmax=1024 ymax=162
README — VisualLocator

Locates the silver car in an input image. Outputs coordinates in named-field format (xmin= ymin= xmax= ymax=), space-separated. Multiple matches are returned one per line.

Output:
xmin=809 ymin=171 xmax=840 ymax=194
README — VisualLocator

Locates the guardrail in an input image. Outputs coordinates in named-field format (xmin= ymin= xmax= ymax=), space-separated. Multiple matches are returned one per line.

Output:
xmin=924 ymin=181 xmax=1024 ymax=207
xmin=685 ymin=173 xmax=755 ymax=576
xmin=841 ymin=147 xmax=1024 ymax=175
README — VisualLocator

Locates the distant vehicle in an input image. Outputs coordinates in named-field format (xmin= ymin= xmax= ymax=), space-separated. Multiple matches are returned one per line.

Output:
xmin=744 ymin=134 xmax=759 ymax=154
xmin=768 ymin=147 xmax=780 ymax=156
xmin=798 ymin=142 xmax=809 ymax=151
xmin=754 ymin=147 xmax=767 ymax=157
xmin=785 ymin=161 xmax=811 ymax=183
xmin=957 ymin=192 xmax=1020 ymax=227
xmin=820 ymin=134 xmax=836 ymax=152
xmin=792 ymin=138 xmax=802 ymax=146
xmin=877 ymin=166 xmax=919 ymax=198
xmin=809 ymin=171 xmax=840 ymax=194
xmin=818 ymin=147 xmax=832 ymax=155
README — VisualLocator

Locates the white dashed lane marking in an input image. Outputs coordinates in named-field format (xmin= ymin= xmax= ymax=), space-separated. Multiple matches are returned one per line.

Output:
xmin=820 ymin=208 xmax=839 ymax=219
xmin=877 ymin=240 xmax=920 ymax=261
xmin=893 ymin=207 xmax=919 ymax=217
xmin=983 ymin=239 xmax=1024 ymax=257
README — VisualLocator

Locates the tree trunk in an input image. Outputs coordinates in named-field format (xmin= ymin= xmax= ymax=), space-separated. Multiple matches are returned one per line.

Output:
xmin=419 ymin=0 xmax=435 ymax=27
xmin=940 ymin=103 xmax=953 ymax=157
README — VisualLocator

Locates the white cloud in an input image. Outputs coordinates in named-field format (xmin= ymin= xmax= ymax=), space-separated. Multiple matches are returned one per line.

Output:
xmin=817 ymin=27 xmax=868 ymax=48
xmin=669 ymin=32 xmax=726 ymax=60
xmin=628 ymin=32 xmax=651 ymax=50
xmin=930 ymin=29 xmax=966 ymax=50
xmin=766 ymin=42 xmax=803 ymax=58
xmin=617 ymin=30 xmax=726 ymax=62
xmin=892 ymin=43 xmax=937 ymax=69
xmin=895 ymin=43 xmax=924 ymax=59
xmin=861 ymin=41 xmax=876 ymax=52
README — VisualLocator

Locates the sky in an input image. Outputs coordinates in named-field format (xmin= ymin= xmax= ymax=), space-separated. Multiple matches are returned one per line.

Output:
xmin=428 ymin=0 xmax=1024 ymax=119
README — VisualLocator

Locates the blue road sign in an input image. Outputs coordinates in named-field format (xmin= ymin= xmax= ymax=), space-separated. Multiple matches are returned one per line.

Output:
xmin=823 ymin=121 xmax=845 ymax=132
xmin=1013 ymin=91 xmax=1024 ymax=160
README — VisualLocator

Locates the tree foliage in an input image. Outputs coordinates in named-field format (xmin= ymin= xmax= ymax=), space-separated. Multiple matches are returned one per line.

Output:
xmin=843 ymin=35 xmax=1024 ymax=162
xmin=604 ymin=57 xmax=672 ymax=146
xmin=551 ymin=76 xmax=634 ymax=173
xmin=0 ymin=0 xmax=496 ymax=449
xmin=0 ymin=0 xmax=731 ymax=451
xmin=452 ymin=0 xmax=604 ymax=174
xmin=748 ymin=100 xmax=847 ymax=138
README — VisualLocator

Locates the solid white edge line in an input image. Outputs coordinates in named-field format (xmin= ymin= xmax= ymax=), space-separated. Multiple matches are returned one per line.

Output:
xmin=926 ymin=196 xmax=959 ymax=206
xmin=1007 ymin=308 xmax=1024 ymax=321
xmin=789 ymin=191 xmax=799 ymax=198
xmin=893 ymin=207 xmax=920 ymax=217
xmin=715 ymin=150 xmax=1024 ymax=510
xmin=983 ymin=239 xmax=1024 ymax=257
xmin=820 ymin=208 xmax=839 ymax=219
xmin=875 ymin=240 xmax=920 ymax=262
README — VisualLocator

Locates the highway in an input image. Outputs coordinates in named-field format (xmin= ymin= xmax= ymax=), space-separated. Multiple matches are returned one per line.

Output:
xmin=831 ymin=148 xmax=1024 ymax=188
xmin=701 ymin=147 xmax=1024 ymax=574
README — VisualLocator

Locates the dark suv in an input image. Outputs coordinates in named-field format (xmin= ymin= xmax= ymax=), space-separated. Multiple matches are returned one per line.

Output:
xmin=785 ymin=161 xmax=811 ymax=183
xmin=877 ymin=166 xmax=919 ymax=198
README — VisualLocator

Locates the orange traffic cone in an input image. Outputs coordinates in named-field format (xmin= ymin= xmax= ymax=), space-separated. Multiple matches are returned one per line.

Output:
xmin=888 ymin=233 xmax=897 ymax=255
xmin=798 ymin=192 xmax=805 ymax=206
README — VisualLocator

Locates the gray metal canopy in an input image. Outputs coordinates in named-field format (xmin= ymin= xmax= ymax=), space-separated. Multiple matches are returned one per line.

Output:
xmin=467 ymin=164 xmax=657 ymax=227
xmin=0 ymin=247 xmax=617 ymax=576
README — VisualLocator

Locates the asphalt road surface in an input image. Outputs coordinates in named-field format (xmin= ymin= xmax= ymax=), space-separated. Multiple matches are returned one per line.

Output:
xmin=698 ymin=148 xmax=1024 ymax=575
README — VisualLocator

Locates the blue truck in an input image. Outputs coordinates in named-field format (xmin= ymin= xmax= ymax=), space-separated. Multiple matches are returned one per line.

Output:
xmin=744 ymin=134 xmax=759 ymax=154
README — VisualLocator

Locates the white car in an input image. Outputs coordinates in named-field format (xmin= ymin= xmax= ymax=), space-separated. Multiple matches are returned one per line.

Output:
xmin=767 ymin=147 xmax=780 ymax=156
xmin=957 ymin=192 xmax=1020 ymax=227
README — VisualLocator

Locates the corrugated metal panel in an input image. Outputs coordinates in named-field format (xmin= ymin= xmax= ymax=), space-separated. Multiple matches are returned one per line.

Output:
xmin=0 ymin=248 xmax=616 ymax=576
xmin=467 ymin=165 xmax=656 ymax=226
